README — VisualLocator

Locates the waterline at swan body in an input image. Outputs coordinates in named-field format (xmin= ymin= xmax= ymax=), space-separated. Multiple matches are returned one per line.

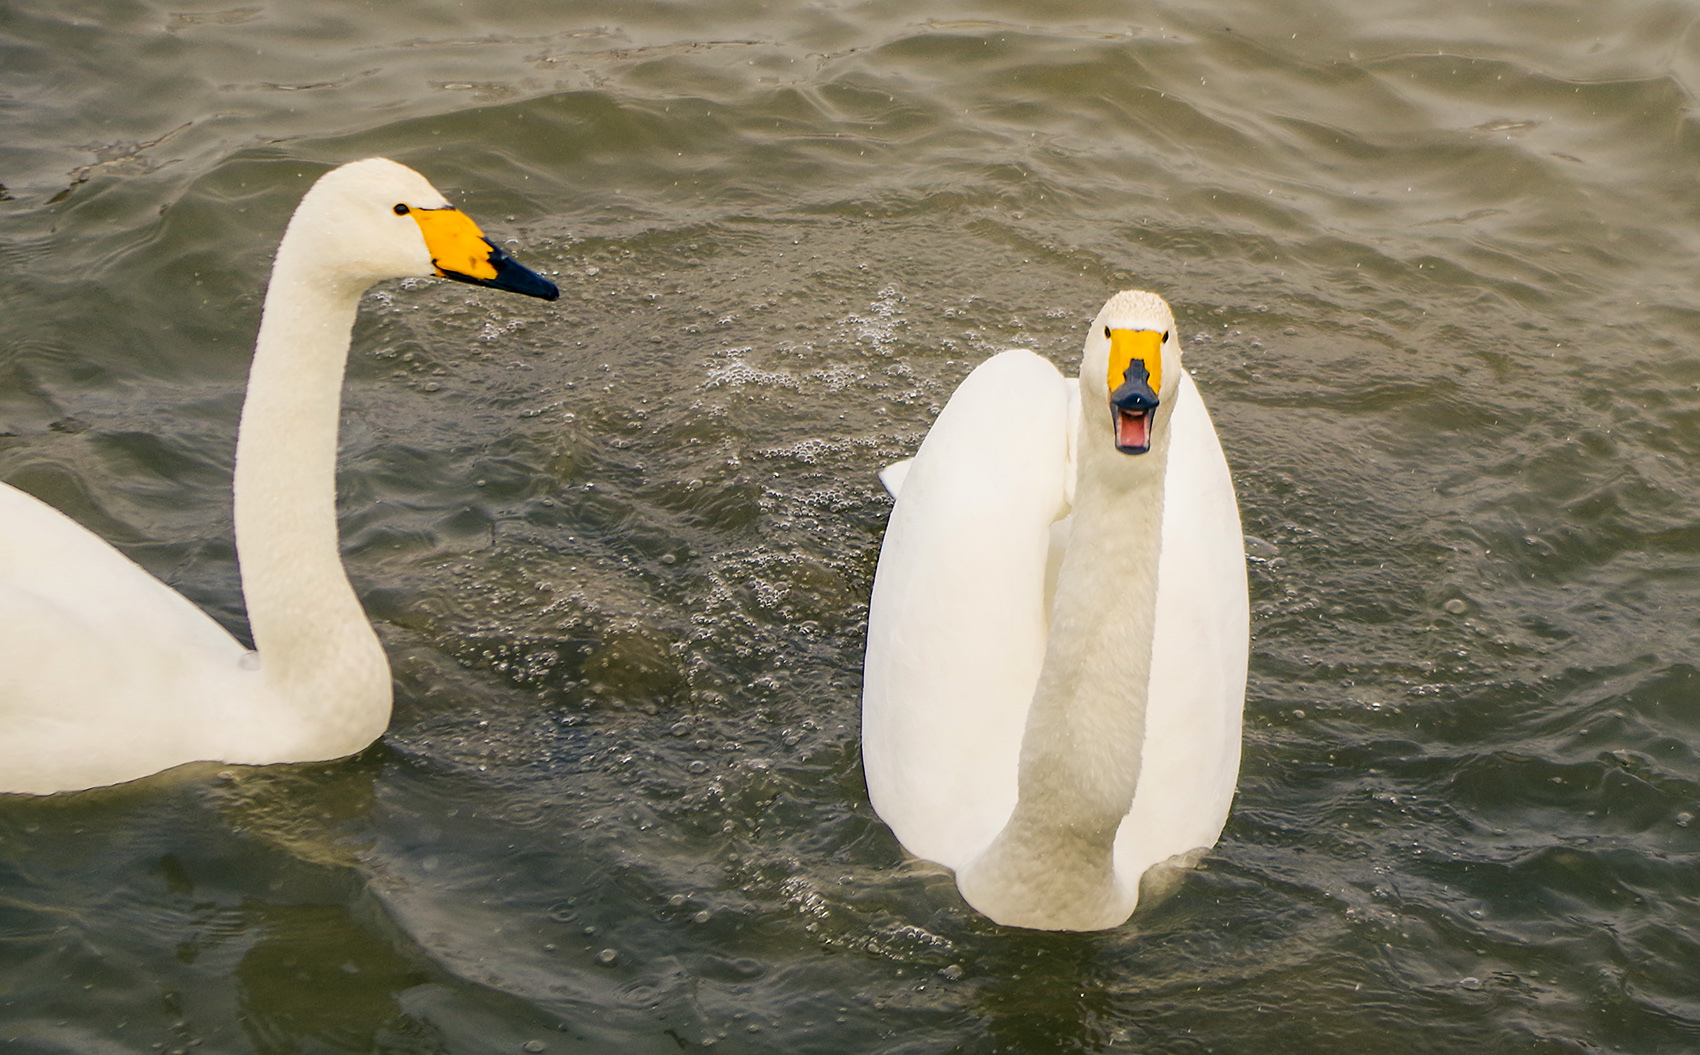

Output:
xmin=861 ymin=290 xmax=1248 ymax=930
xmin=0 ymin=158 xmax=558 ymax=795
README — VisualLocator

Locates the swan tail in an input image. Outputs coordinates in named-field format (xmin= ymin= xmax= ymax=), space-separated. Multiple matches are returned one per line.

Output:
xmin=877 ymin=458 xmax=914 ymax=498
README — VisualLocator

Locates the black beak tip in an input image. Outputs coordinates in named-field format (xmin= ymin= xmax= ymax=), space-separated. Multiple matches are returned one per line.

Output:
xmin=1110 ymin=377 xmax=1160 ymax=411
xmin=523 ymin=273 xmax=561 ymax=301
xmin=488 ymin=242 xmax=560 ymax=300
xmin=440 ymin=240 xmax=560 ymax=301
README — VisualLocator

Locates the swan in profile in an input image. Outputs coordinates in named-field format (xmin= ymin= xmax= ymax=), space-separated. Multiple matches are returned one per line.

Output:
xmin=861 ymin=290 xmax=1248 ymax=930
xmin=0 ymin=158 xmax=559 ymax=795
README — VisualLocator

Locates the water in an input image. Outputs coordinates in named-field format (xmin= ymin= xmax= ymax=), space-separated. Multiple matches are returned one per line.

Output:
xmin=3 ymin=0 xmax=1700 ymax=1051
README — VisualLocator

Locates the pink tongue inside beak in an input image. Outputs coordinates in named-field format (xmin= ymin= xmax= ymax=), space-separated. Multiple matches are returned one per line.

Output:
xmin=1117 ymin=408 xmax=1151 ymax=452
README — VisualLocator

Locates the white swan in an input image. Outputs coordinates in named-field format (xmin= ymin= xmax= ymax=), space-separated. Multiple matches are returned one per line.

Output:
xmin=0 ymin=158 xmax=559 ymax=795
xmin=861 ymin=290 xmax=1248 ymax=930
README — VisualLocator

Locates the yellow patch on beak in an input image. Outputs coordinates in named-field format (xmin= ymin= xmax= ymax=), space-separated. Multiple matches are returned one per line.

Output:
xmin=409 ymin=207 xmax=498 ymax=281
xmin=1106 ymin=329 xmax=1163 ymax=396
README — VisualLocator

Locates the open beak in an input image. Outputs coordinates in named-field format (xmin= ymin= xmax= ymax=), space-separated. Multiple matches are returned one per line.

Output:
xmin=1106 ymin=329 xmax=1162 ymax=455
xmin=408 ymin=206 xmax=560 ymax=301
xmin=1110 ymin=361 xmax=1160 ymax=455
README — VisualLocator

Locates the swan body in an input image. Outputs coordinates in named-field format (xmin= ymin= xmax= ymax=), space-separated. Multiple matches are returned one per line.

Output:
xmin=861 ymin=290 xmax=1247 ymax=930
xmin=0 ymin=158 xmax=558 ymax=795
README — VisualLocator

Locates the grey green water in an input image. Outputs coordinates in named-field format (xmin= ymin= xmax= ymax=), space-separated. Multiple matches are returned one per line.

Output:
xmin=3 ymin=1 xmax=1700 ymax=1051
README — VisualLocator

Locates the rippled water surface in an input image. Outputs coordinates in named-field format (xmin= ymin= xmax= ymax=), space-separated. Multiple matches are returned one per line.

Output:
xmin=4 ymin=1 xmax=1700 ymax=1052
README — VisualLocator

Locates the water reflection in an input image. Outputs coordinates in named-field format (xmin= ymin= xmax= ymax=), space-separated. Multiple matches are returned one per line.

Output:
xmin=970 ymin=937 xmax=1124 ymax=1054
xmin=236 ymin=901 xmax=432 ymax=1054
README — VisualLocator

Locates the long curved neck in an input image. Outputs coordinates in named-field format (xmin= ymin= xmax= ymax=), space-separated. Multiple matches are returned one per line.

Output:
xmin=958 ymin=390 xmax=1174 ymax=929
xmin=232 ymin=244 xmax=389 ymax=735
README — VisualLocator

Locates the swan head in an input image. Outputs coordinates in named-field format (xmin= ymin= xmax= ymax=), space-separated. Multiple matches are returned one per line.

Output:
xmin=279 ymin=158 xmax=559 ymax=300
xmin=1080 ymin=290 xmax=1179 ymax=456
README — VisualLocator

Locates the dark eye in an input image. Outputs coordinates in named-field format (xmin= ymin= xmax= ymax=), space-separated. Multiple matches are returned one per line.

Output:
xmin=1162 ymin=331 xmax=1170 ymax=343
xmin=393 ymin=203 xmax=410 ymax=215
xmin=1104 ymin=326 xmax=1111 ymax=339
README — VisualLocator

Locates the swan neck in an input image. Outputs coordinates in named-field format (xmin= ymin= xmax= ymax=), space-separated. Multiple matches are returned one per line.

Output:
xmin=232 ymin=244 xmax=388 ymax=713
xmin=958 ymin=394 xmax=1175 ymax=928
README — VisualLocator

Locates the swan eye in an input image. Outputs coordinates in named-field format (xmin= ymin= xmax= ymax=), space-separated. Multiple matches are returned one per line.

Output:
xmin=1104 ymin=326 xmax=1112 ymax=340
xmin=393 ymin=203 xmax=410 ymax=216
xmin=1162 ymin=331 xmax=1170 ymax=343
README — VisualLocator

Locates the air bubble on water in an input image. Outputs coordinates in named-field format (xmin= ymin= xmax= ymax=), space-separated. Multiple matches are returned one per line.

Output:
xmin=759 ymin=438 xmax=849 ymax=465
xmin=1443 ymin=598 xmax=1468 ymax=615
xmin=809 ymin=362 xmax=862 ymax=391
xmin=597 ymin=948 xmax=618 ymax=966
xmin=703 ymin=348 xmax=800 ymax=391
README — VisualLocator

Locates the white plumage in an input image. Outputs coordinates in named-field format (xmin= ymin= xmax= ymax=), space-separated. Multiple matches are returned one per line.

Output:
xmin=0 ymin=158 xmax=557 ymax=795
xmin=862 ymin=290 xmax=1248 ymax=930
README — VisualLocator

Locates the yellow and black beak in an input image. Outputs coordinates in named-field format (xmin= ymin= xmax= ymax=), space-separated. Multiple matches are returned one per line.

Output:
xmin=406 ymin=205 xmax=559 ymax=301
xmin=1105 ymin=328 xmax=1163 ymax=455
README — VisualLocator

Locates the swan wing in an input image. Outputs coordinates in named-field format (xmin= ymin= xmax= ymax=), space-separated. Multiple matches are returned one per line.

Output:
xmin=0 ymin=482 xmax=249 ymax=793
xmin=1113 ymin=370 xmax=1248 ymax=889
xmin=862 ymin=350 xmax=1073 ymax=870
